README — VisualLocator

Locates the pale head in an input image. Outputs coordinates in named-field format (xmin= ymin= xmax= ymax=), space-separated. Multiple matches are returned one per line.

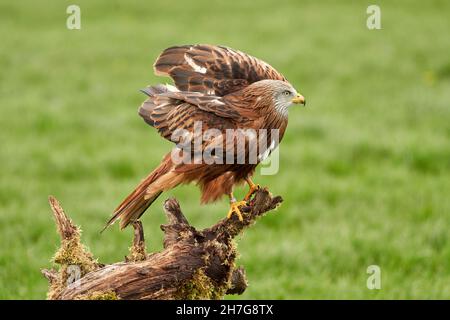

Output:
xmin=249 ymin=80 xmax=305 ymax=117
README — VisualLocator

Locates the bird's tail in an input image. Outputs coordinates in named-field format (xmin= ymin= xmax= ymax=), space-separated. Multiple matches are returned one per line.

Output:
xmin=102 ymin=154 xmax=174 ymax=232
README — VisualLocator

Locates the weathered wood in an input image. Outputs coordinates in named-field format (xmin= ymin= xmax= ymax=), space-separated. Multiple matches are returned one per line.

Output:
xmin=42 ymin=188 xmax=282 ymax=300
xmin=125 ymin=221 xmax=147 ymax=262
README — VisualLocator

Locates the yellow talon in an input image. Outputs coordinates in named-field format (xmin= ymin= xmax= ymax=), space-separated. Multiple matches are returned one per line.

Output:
xmin=227 ymin=200 xmax=247 ymax=221
xmin=244 ymin=178 xmax=260 ymax=201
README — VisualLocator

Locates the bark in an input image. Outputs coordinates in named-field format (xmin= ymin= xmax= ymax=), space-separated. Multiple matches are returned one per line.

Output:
xmin=42 ymin=188 xmax=283 ymax=300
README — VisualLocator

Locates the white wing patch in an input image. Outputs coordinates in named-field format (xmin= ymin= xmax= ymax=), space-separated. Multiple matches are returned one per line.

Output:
xmin=165 ymin=83 xmax=179 ymax=92
xmin=210 ymin=98 xmax=225 ymax=106
xmin=258 ymin=139 xmax=276 ymax=161
xmin=184 ymin=54 xmax=207 ymax=74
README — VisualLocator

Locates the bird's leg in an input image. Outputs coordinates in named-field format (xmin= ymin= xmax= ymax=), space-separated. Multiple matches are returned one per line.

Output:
xmin=227 ymin=193 xmax=247 ymax=222
xmin=244 ymin=177 xmax=260 ymax=201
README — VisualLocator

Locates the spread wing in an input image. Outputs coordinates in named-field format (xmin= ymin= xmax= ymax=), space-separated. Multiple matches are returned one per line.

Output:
xmin=138 ymin=85 xmax=245 ymax=143
xmin=153 ymin=44 xmax=287 ymax=96
xmin=138 ymin=85 xmax=265 ymax=166
xmin=137 ymin=87 xmax=280 ymax=189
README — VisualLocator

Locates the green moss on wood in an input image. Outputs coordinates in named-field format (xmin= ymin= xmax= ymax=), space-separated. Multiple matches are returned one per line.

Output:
xmin=75 ymin=290 xmax=119 ymax=300
xmin=47 ymin=228 xmax=98 ymax=300
xmin=177 ymin=268 xmax=228 ymax=300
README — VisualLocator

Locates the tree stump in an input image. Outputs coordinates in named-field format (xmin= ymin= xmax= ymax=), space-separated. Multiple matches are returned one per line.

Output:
xmin=42 ymin=188 xmax=283 ymax=300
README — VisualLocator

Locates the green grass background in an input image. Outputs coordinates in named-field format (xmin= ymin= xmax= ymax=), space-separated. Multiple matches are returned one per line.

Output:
xmin=0 ymin=0 xmax=449 ymax=299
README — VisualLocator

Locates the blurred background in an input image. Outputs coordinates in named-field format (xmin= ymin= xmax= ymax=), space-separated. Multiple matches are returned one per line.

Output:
xmin=0 ymin=0 xmax=449 ymax=299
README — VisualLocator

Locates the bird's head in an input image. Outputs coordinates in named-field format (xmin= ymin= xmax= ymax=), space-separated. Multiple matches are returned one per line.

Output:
xmin=250 ymin=80 xmax=305 ymax=117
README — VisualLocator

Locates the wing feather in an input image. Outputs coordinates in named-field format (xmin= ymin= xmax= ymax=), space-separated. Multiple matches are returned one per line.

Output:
xmin=153 ymin=44 xmax=287 ymax=96
xmin=138 ymin=87 xmax=240 ymax=144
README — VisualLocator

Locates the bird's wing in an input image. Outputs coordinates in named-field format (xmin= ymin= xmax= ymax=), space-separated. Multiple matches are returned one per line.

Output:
xmin=138 ymin=86 xmax=244 ymax=143
xmin=153 ymin=44 xmax=287 ymax=96
xmin=160 ymin=90 xmax=243 ymax=120
xmin=138 ymin=86 xmax=269 ymax=173
xmin=138 ymin=86 xmax=267 ymax=169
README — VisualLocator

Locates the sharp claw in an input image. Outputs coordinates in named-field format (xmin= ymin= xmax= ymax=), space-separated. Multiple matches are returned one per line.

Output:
xmin=227 ymin=201 xmax=247 ymax=221
xmin=235 ymin=210 xmax=243 ymax=221
xmin=244 ymin=184 xmax=260 ymax=201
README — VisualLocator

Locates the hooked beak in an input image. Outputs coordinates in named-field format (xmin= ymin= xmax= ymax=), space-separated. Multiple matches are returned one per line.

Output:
xmin=291 ymin=94 xmax=306 ymax=106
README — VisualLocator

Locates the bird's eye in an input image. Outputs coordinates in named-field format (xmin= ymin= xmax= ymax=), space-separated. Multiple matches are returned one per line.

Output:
xmin=283 ymin=90 xmax=291 ymax=96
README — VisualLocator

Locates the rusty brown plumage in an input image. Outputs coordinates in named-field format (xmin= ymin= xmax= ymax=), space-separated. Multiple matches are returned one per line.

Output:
xmin=104 ymin=44 xmax=302 ymax=230
xmin=153 ymin=45 xmax=287 ymax=96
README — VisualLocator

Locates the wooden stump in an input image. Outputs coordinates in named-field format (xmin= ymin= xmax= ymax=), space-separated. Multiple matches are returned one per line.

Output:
xmin=42 ymin=188 xmax=283 ymax=300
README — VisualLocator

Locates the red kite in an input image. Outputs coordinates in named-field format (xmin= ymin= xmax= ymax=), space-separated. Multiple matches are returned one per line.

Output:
xmin=104 ymin=45 xmax=305 ymax=230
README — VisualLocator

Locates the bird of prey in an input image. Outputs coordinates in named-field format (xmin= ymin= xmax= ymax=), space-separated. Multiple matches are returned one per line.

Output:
xmin=104 ymin=44 xmax=305 ymax=230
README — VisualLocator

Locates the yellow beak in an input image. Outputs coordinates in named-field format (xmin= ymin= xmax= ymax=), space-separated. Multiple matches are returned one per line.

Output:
xmin=291 ymin=94 xmax=306 ymax=106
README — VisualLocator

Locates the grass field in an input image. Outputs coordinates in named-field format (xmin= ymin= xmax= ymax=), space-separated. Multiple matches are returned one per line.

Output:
xmin=1 ymin=0 xmax=449 ymax=299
